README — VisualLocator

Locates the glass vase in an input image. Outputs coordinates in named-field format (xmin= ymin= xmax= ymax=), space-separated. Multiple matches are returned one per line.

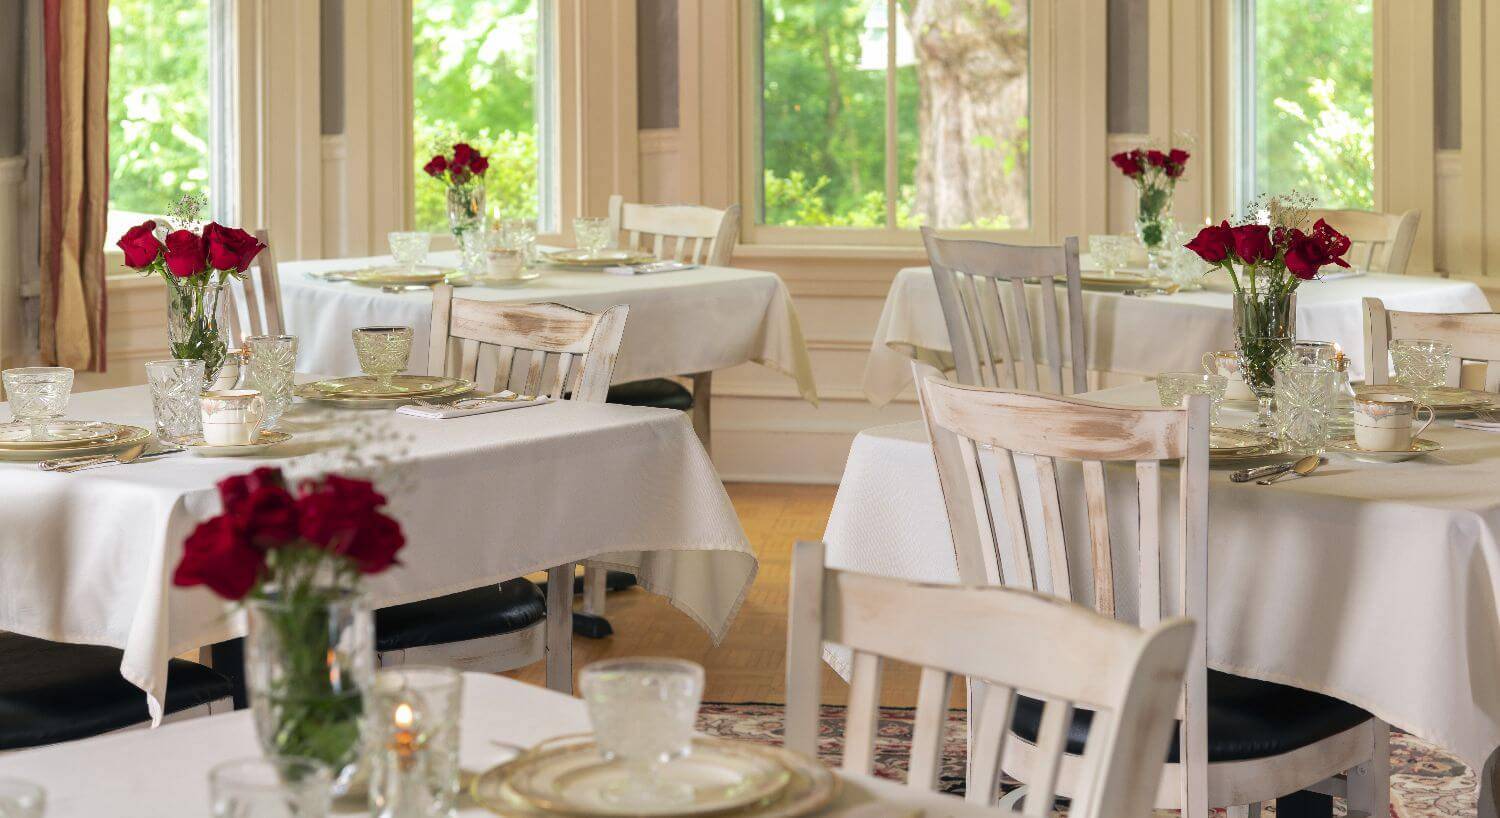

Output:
xmin=1134 ymin=183 xmax=1174 ymax=272
xmin=446 ymin=186 xmax=486 ymax=241
xmin=165 ymin=276 xmax=229 ymax=388
xmin=246 ymin=589 xmax=374 ymax=796
xmin=1233 ymin=290 xmax=1297 ymax=434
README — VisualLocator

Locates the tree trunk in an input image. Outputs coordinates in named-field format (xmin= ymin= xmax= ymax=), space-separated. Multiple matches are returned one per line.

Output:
xmin=904 ymin=0 xmax=1030 ymax=229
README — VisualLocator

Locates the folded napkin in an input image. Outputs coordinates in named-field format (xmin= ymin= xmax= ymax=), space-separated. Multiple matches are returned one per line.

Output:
xmin=1454 ymin=416 xmax=1500 ymax=432
xmin=395 ymin=393 xmax=551 ymax=419
xmin=606 ymin=260 xmax=697 ymax=275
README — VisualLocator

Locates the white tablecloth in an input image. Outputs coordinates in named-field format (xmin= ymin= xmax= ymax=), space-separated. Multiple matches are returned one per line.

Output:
xmin=0 ymin=673 xmax=993 ymax=818
xmin=280 ymin=252 xmax=818 ymax=403
xmin=863 ymin=267 xmax=1491 ymax=405
xmin=0 ymin=385 xmax=756 ymax=723
xmin=824 ymin=383 xmax=1500 ymax=773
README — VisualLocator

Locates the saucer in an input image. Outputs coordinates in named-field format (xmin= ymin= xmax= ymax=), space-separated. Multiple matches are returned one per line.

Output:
xmin=178 ymin=430 xmax=292 ymax=457
xmin=1326 ymin=436 xmax=1440 ymax=463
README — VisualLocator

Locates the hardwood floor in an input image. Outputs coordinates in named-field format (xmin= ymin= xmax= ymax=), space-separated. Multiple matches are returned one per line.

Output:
xmin=510 ymin=482 xmax=939 ymax=706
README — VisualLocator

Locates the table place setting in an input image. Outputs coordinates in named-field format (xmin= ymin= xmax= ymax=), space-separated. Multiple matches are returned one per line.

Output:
xmin=294 ymin=327 xmax=478 ymax=410
xmin=0 ymin=366 xmax=156 ymax=464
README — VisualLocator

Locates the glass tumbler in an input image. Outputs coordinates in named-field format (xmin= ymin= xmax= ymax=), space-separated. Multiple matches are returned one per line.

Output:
xmin=573 ymin=217 xmax=613 ymax=256
xmin=0 ymin=778 xmax=45 ymax=818
xmin=1273 ymin=362 xmax=1338 ymax=455
xmin=209 ymin=758 xmax=332 ymax=818
xmin=2 ymin=367 xmax=74 ymax=441
xmin=365 ymin=667 xmax=464 ymax=818
xmin=146 ymin=359 xmax=207 ymax=441
xmin=388 ymin=231 xmax=431 ymax=274
xmin=1156 ymin=372 xmax=1228 ymax=425
xmin=502 ymin=218 xmax=538 ymax=265
xmin=1390 ymin=338 xmax=1453 ymax=399
xmin=579 ymin=658 xmax=705 ymax=807
xmin=352 ymin=327 xmax=414 ymax=392
xmin=243 ymin=335 xmax=298 ymax=428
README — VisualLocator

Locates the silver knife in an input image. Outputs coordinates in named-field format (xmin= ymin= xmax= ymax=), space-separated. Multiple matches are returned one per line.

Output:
xmin=39 ymin=446 xmax=185 ymax=472
xmin=1230 ymin=461 xmax=1296 ymax=483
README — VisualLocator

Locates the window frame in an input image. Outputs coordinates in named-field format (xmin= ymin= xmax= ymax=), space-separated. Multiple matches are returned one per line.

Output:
xmin=736 ymin=0 xmax=1055 ymax=249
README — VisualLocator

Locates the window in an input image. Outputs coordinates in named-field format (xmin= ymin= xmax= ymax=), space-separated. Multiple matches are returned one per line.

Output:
xmin=754 ymin=0 xmax=1031 ymax=236
xmin=1238 ymin=0 xmax=1374 ymax=209
xmin=106 ymin=0 xmax=235 ymax=244
xmin=412 ymin=0 xmax=557 ymax=234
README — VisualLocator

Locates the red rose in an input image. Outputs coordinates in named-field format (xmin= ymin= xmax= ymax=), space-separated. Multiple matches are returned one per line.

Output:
xmin=1185 ymin=221 xmax=1235 ymax=263
xmin=1146 ymin=149 xmax=1168 ymax=168
xmin=1231 ymin=224 xmax=1275 ymax=264
xmin=297 ymin=475 xmax=406 ymax=574
xmin=1311 ymin=218 xmax=1352 ymax=264
xmin=452 ymin=143 xmax=477 ymax=167
xmin=163 ymin=230 xmax=208 ymax=278
xmin=423 ymin=155 xmax=448 ymax=177
xmin=1284 ymin=220 xmax=1352 ymax=279
xmin=1168 ymin=148 xmax=1190 ymax=166
xmin=117 ymin=220 xmax=163 ymax=269
xmin=469 ymin=155 xmax=489 ymax=175
xmin=173 ymin=516 xmax=265 ymax=600
xmin=203 ymin=223 xmax=266 ymax=272
xmin=1111 ymin=150 xmax=1143 ymax=178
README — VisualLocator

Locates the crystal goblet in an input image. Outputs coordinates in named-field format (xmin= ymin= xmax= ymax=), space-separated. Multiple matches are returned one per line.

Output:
xmin=209 ymin=757 xmax=332 ymax=818
xmin=352 ymin=327 xmax=414 ymax=392
xmin=573 ymin=217 xmax=613 ymax=257
xmin=579 ymin=658 xmax=705 ymax=807
xmin=388 ymin=231 xmax=431 ymax=275
xmin=1390 ymin=338 xmax=1452 ymax=400
xmin=2 ymin=367 xmax=74 ymax=441
xmin=1156 ymin=372 xmax=1228 ymax=425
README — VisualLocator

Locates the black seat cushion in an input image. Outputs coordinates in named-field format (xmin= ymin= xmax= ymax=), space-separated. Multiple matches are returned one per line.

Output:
xmin=537 ymin=570 xmax=639 ymax=597
xmin=1010 ymin=670 xmax=1371 ymax=763
xmin=0 ymin=632 xmax=234 ymax=751
xmin=607 ymin=379 xmax=694 ymax=411
xmin=375 ymin=579 xmax=546 ymax=652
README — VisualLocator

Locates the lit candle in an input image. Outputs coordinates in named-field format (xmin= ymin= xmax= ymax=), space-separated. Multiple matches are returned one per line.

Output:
xmin=392 ymin=701 xmax=417 ymax=770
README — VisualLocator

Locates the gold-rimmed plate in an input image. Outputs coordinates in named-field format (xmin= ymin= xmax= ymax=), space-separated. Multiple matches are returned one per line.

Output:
xmin=2 ymin=424 xmax=152 ymax=463
xmin=1210 ymin=427 xmax=1272 ymax=455
xmin=296 ymin=376 xmax=475 ymax=409
xmin=1353 ymin=384 xmax=1495 ymax=414
xmin=346 ymin=265 xmax=456 ymax=287
xmin=0 ymin=420 xmax=124 ymax=450
xmin=1326 ymin=436 xmax=1441 ymax=464
xmin=473 ymin=736 xmax=836 ymax=818
xmin=545 ymin=249 xmax=657 ymax=268
xmin=174 ymin=430 xmax=293 ymax=457
xmin=1079 ymin=271 xmax=1160 ymax=291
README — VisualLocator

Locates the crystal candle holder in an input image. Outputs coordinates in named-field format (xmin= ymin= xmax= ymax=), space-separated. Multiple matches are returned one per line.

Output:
xmin=366 ymin=667 xmax=464 ymax=818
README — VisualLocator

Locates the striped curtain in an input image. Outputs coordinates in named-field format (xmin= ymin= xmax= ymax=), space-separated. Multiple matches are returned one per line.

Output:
xmin=39 ymin=0 xmax=108 ymax=370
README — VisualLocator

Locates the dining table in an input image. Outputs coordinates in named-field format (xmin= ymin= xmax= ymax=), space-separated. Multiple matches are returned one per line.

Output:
xmin=0 ymin=382 xmax=757 ymax=725
xmin=823 ymin=379 xmax=1500 ymax=812
xmin=0 ymin=672 xmax=995 ymax=818
xmin=278 ymin=251 xmax=818 ymax=405
xmin=863 ymin=265 xmax=1491 ymax=405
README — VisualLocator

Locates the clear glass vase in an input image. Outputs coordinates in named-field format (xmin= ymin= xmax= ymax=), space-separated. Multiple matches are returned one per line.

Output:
xmin=1233 ymin=290 xmax=1297 ymax=434
xmin=1134 ymin=183 xmax=1174 ymax=271
xmin=165 ymin=276 xmax=229 ymax=388
xmin=246 ymin=589 xmax=374 ymax=796
xmin=446 ymin=185 xmax=486 ymax=240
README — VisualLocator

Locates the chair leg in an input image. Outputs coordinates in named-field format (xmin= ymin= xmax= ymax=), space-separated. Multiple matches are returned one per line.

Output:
xmin=582 ymin=564 xmax=608 ymax=616
xmin=1346 ymin=720 xmax=1390 ymax=818
xmin=690 ymin=371 xmax=712 ymax=455
xmin=545 ymin=562 xmax=575 ymax=694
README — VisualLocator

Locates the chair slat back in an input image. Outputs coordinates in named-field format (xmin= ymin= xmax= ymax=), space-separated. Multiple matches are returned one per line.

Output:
xmin=1364 ymin=297 xmax=1500 ymax=391
xmin=1308 ymin=208 xmax=1420 ymax=275
xmin=785 ymin=541 xmax=1194 ymax=818
xmin=427 ymin=285 xmax=628 ymax=401
xmin=914 ymin=364 xmax=1210 ymax=815
xmin=223 ymin=229 xmax=284 ymax=344
xmin=606 ymin=195 xmax=741 ymax=267
xmin=922 ymin=228 xmax=1087 ymax=395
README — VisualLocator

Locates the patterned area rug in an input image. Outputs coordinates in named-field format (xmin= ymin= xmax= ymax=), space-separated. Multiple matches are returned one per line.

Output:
xmin=696 ymin=703 xmax=1478 ymax=817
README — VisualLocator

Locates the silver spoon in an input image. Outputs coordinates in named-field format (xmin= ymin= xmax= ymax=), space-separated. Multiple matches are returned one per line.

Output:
xmin=1256 ymin=454 xmax=1321 ymax=485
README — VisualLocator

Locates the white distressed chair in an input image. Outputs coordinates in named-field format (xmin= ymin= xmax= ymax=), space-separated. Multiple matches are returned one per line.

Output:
xmin=222 ymin=228 xmax=284 ymax=343
xmin=922 ymin=227 xmax=1087 ymax=395
xmin=1363 ymin=296 xmax=1500 ymax=392
xmin=1307 ymin=208 xmax=1420 ymax=275
xmin=374 ymin=288 xmax=629 ymax=694
xmin=603 ymin=194 xmax=742 ymax=455
xmin=915 ymin=367 xmax=1390 ymax=818
xmin=784 ymin=541 xmax=1195 ymax=818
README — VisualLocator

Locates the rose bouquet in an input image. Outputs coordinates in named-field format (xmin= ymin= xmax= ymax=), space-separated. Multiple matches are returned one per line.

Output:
xmin=118 ymin=195 xmax=265 ymax=385
xmin=1112 ymin=147 xmax=1189 ymax=258
xmin=174 ymin=467 xmax=405 ymax=787
xmin=1184 ymin=194 xmax=1353 ymax=428
xmin=424 ymin=141 xmax=490 ymax=240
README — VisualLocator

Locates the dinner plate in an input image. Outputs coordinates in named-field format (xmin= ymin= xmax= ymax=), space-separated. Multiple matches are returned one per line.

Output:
xmin=299 ymin=375 xmax=468 ymax=399
xmin=0 ymin=424 xmax=152 ymax=463
xmin=1078 ymin=271 xmax=1160 ymax=291
xmin=473 ymin=737 xmax=836 ymax=818
xmin=545 ymin=249 xmax=657 ymax=268
xmin=1353 ymin=384 xmax=1495 ymax=414
xmin=1326 ymin=436 xmax=1441 ymax=463
xmin=175 ymin=430 xmax=292 ymax=457
xmin=347 ymin=266 xmax=453 ymax=286
xmin=295 ymin=376 xmax=476 ymax=409
xmin=1209 ymin=427 xmax=1272 ymax=455
xmin=0 ymin=420 xmax=123 ymax=449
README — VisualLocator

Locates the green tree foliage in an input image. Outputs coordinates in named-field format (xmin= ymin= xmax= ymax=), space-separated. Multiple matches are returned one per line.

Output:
xmin=108 ymin=0 xmax=211 ymax=216
xmin=1254 ymin=0 xmax=1374 ymax=208
xmin=413 ymin=0 xmax=540 ymax=232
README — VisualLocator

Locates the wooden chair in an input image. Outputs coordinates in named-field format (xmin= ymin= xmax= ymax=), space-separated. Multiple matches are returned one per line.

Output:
xmin=1363 ymin=297 xmax=1500 ymax=391
xmin=921 ymin=227 xmax=1087 ymax=395
xmin=1307 ymin=208 xmax=1419 ymax=275
xmin=784 ymin=541 xmax=1196 ymax=818
xmin=223 ymin=229 xmax=284 ymax=343
xmin=373 ymin=288 xmax=629 ymax=694
xmin=603 ymin=194 xmax=742 ymax=455
xmin=914 ymin=367 xmax=1389 ymax=818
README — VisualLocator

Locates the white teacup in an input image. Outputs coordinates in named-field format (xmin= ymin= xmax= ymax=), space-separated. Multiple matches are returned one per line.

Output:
xmin=1202 ymin=350 xmax=1256 ymax=401
xmin=200 ymin=389 xmax=267 ymax=446
xmin=1353 ymin=392 xmax=1434 ymax=452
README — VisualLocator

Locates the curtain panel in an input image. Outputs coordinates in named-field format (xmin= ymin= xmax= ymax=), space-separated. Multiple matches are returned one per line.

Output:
xmin=39 ymin=0 xmax=108 ymax=371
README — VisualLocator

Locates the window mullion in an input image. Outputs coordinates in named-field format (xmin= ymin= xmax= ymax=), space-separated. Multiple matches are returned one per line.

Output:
xmin=884 ymin=0 xmax=898 ymax=230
